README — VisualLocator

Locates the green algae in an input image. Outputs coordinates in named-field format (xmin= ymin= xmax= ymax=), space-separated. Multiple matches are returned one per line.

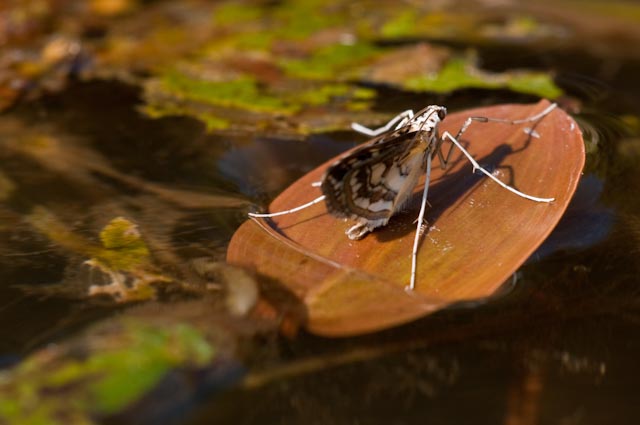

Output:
xmin=27 ymin=210 xmax=151 ymax=272
xmin=144 ymin=66 xmax=376 ymax=133
xmin=380 ymin=9 xmax=421 ymax=38
xmin=405 ymin=56 xmax=563 ymax=98
xmin=97 ymin=217 xmax=150 ymax=271
xmin=137 ymin=2 xmax=564 ymax=133
xmin=505 ymin=73 xmax=564 ymax=100
xmin=0 ymin=320 xmax=215 ymax=424
xmin=270 ymin=0 xmax=348 ymax=40
xmin=279 ymin=42 xmax=382 ymax=80
xmin=158 ymin=72 xmax=295 ymax=115
xmin=212 ymin=2 xmax=263 ymax=26
xmin=26 ymin=209 xmax=168 ymax=301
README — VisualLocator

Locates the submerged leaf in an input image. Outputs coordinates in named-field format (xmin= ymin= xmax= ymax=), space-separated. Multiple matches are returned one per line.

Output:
xmin=26 ymin=209 xmax=171 ymax=301
xmin=88 ymin=217 xmax=170 ymax=302
xmin=98 ymin=217 xmax=150 ymax=270
xmin=0 ymin=319 xmax=215 ymax=423
xmin=227 ymin=100 xmax=585 ymax=336
xmin=279 ymin=42 xmax=383 ymax=80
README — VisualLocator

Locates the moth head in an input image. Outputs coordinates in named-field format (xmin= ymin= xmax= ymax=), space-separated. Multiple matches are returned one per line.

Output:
xmin=411 ymin=105 xmax=447 ymax=133
xmin=427 ymin=105 xmax=447 ymax=123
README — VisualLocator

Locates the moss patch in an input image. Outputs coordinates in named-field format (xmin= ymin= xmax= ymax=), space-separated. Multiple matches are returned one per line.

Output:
xmin=405 ymin=56 xmax=563 ymax=98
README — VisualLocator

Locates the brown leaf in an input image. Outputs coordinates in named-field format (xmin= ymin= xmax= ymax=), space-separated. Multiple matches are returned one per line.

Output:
xmin=227 ymin=100 xmax=585 ymax=337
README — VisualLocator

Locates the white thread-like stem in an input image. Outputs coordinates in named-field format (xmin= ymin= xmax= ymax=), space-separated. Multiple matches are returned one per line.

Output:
xmin=511 ymin=103 xmax=557 ymax=124
xmin=442 ymin=131 xmax=554 ymax=203
xmin=408 ymin=154 xmax=432 ymax=291
xmin=476 ymin=103 xmax=558 ymax=127
xmin=248 ymin=195 xmax=326 ymax=218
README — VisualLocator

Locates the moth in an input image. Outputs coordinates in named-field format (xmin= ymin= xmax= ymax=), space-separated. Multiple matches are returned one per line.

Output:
xmin=249 ymin=103 xmax=557 ymax=290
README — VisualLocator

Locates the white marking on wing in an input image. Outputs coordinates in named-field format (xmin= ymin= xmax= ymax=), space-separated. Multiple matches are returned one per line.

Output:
xmin=354 ymin=197 xmax=370 ymax=209
xmin=370 ymin=163 xmax=385 ymax=184
xmin=368 ymin=199 xmax=392 ymax=212
xmin=384 ymin=165 xmax=408 ymax=192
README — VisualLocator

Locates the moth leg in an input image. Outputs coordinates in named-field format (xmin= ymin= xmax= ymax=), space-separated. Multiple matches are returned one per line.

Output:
xmin=436 ymin=103 xmax=557 ymax=169
xmin=346 ymin=222 xmax=371 ymax=240
xmin=351 ymin=109 xmax=415 ymax=137
xmin=440 ymin=131 xmax=554 ymax=203
xmin=248 ymin=195 xmax=326 ymax=218
xmin=345 ymin=216 xmax=392 ymax=240
xmin=408 ymin=153 xmax=432 ymax=291
xmin=412 ymin=209 xmax=431 ymax=236
xmin=417 ymin=219 xmax=430 ymax=237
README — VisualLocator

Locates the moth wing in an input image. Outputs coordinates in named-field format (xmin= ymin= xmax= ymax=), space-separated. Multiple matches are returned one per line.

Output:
xmin=321 ymin=132 xmax=427 ymax=222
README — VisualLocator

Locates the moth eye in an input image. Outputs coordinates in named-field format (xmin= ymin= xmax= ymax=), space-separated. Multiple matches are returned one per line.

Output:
xmin=438 ymin=108 xmax=447 ymax=120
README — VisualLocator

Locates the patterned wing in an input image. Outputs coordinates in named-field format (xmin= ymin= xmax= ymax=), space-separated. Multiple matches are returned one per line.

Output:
xmin=321 ymin=131 xmax=429 ymax=227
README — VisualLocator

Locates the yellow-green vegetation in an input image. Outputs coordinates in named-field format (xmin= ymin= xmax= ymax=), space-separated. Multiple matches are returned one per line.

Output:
xmin=214 ymin=0 xmax=353 ymax=40
xmin=87 ymin=217 xmax=170 ymax=301
xmin=405 ymin=56 xmax=563 ymax=99
xmin=380 ymin=9 xmax=421 ymax=38
xmin=381 ymin=9 xmax=555 ymax=42
xmin=140 ymin=2 xmax=564 ymax=134
xmin=27 ymin=211 xmax=151 ymax=272
xmin=562 ymin=0 xmax=640 ymax=22
xmin=158 ymin=72 xmax=293 ymax=115
xmin=144 ymin=67 xmax=376 ymax=131
xmin=27 ymin=209 xmax=169 ymax=301
xmin=0 ymin=320 xmax=214 ymax=424
xmin=97 ymin=217 xmax=150 ymax=271
xmin=279 ymin=42 xmax=382 ymax=80
xmin=270 ymin=0 xmax=349 ymax=40
xmin=212 ymin=2 xmax=263 ymax=26
xmin=2 ymin=0 xmax=568 ymax=132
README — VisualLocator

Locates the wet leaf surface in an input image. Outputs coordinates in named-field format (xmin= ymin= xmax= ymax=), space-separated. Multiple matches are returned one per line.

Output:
xmin=228 ymin=100 xmax=585 ymax=336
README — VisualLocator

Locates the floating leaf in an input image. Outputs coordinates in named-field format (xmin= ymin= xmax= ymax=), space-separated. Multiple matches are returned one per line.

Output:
xmin=278 ymin=42 xmax=383 ymax=80
xmin=143 ymin=66 xmax=377 ymax=133
xmin=227 ymin=100 xmax=585 ymax=336
xmin=404 ymin=56 xmax=563 ymax=99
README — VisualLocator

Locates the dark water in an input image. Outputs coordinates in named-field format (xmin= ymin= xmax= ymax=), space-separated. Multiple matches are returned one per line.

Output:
xmin=2 ymin=30 xmax=640 ymax=425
